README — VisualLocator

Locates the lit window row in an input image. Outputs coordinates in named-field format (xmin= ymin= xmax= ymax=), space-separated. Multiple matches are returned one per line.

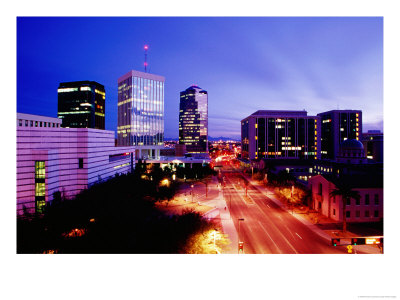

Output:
xmin=95 ymin=89 xmax=105 ymax=96
xmin=58 ymin=111 xmax=90 ymax=115
xmin=58 ymin=87 xmax=79 ymax=93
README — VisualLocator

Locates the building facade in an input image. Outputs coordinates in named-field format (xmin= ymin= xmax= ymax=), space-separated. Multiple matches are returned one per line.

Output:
xmin=317 ymin=110 xmax=362 ymax=160
xmin=241 ymin=110 xmax=320 ymax=161
xmin=117 ymin=70 xmax=164 ymax=159
xmin=58 ymin=81 xmax=105 ymax=129
xmin=179 ymin=85 xmax=208 ymax=153
xmin=309 ymin=174 xmax=383 ymax=223
xmin=17 ymin=113 xmax=135 ymax=216
xmin=362 ymin=130 xmax=384 ymax=162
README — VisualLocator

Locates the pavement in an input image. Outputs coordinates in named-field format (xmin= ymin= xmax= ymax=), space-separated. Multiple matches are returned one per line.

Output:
xmin=173 ymin=173 xmax=382 ymax=254
xmin=243 ymin=174 xmax=382 ymax=254
xmin=174 ymin=177 xmax=239 ymax=254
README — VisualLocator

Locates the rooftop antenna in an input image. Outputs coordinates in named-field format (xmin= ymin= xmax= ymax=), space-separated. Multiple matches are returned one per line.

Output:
xmin=144 ymin=44 xmax=149 ymax=72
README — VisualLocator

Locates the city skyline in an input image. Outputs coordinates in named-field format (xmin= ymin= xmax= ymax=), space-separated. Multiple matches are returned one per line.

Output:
xmin=17 ymin=17 xmax=383 ymax=139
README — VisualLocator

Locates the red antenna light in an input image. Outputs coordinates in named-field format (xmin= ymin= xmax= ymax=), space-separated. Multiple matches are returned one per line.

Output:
xmin=144 ymin=45 xmax=149 ymax=72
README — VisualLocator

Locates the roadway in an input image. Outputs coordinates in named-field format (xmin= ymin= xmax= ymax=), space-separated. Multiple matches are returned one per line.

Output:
xmin=221 ymin=167 xmax=346 ymax=254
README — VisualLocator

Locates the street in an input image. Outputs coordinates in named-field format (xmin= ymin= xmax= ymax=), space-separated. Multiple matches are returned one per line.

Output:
xmin=221 ymin=167 xmax=346 ymax=254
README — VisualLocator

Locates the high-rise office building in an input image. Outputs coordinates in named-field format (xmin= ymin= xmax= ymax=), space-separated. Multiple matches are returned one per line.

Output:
xmin=317 ymin=110 xmax=362 ymax=160
xmin=179 ymin=85 xmax=208 ymax=153
xmin=117 ymin=70 xmax=164 ymax=159
xmin=241 ymin=110 xmax=320 ymax=160
xmin=58 ymin=81 xmax=105 ymax=129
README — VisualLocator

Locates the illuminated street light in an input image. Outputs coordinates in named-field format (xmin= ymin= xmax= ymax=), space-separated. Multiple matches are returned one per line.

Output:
xmin=238 ymin=218 xmax=244 ymax=253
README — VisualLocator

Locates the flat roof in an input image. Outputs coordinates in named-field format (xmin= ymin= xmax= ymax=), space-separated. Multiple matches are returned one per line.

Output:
xmin=118 ymin=70 xmax=165 ymax=83
xmin=241 ymin=110 xmax=317 ymax=122
xmin=17 ymin=113 xmax=62 ymax=123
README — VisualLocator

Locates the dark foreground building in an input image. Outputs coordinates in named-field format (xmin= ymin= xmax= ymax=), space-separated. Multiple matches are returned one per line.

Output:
xmin=58 ymin=81 xmax=105 ymax=129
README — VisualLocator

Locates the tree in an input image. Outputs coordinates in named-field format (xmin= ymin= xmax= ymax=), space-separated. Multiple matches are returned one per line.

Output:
xmin=330 ymin=184 xmax=361 ymax=233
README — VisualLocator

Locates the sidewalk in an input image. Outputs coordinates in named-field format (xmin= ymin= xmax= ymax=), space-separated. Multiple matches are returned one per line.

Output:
xmin=243 ymin=174 xmax=382 ymax=254
xmin=175 ymin=176 xmax=239 ymax=254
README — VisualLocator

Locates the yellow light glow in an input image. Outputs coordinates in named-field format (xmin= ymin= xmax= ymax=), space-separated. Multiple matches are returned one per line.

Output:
xmin=366 ymin=238 xmax=380 ymax=245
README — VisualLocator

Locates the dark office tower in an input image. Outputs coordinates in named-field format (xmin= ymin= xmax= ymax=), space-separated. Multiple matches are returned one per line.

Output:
xmin=58 ymin=81 xmax=105 ymax=129
xmin=179 ymin=85 xmax=208 ymax=153
xmin=241 ymin=110 xmax=320 ymax=160
xmin=317 ymin=110 xmax=362 ymax=160
xmin=362 ymin=130 xmax=383 ymax=162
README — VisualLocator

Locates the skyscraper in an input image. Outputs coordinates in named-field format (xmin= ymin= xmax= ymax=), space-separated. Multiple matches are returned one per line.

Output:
xmin=57 ymin=81 xmax=105 ymax=129
xmin=241 ymin=110 xmax=320 ymax=160
xmin=179 ymin=85 xmax=208 ymax=153
xmin=117 ymin=70 xmax=164 ymax=159
xmin=317 ymin=110 xmax=362 ymax=160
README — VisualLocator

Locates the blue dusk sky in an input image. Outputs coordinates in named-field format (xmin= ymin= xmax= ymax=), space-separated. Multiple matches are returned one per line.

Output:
xmin=17 ymin=17 xmax=383 ymax=139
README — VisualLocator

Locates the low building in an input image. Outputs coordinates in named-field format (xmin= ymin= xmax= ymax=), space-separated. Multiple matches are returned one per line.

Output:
xmin=336 ymin=139 xmax=367 ymax=164
xmin=17 ymin=113 xmax=135 ymax=216
xmin=308 ymin=174 xmax=383 ymax=223
xmin=362 ymin=130 xmax=383 ymax=163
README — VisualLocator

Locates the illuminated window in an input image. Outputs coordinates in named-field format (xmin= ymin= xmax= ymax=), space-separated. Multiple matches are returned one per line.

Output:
xmin=35 ymin=161 xmax=46 ymax=179
xmin=35 ymin=161 xmax=46 ymax=214
xmin=35 ymin=182 xmax=46 ymax=197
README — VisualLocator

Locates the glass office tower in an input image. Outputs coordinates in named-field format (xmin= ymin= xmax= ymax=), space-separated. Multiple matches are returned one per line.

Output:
xmin=117 ymin=70 xmax=165 ymax=159
xmin=179 ymin=85 xmax=208 ymax=153
xmin=317 ymin=110 xmax=362 ymax=160
xmin=57 ymin=81 xmax=105 ymax=129
xmin=241 ymin=110 xmax=320 ymax=160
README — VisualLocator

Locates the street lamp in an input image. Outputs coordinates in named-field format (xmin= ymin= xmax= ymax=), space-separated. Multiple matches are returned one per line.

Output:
xmin=238 ymin=218 xmax=244 ymax=253
xmin=191 ymin=184 xmax=194 ymax=202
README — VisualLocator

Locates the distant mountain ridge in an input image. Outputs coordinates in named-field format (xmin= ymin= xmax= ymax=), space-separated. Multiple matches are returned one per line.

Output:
xmin=164 ymin=136 xmax=240 ymax=142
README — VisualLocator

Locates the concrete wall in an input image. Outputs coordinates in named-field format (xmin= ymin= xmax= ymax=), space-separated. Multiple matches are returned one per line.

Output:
xmin=17 ymin=114 xmax=135 ymax=215
xmin=309 ymin=175 xmax=383 ymax=223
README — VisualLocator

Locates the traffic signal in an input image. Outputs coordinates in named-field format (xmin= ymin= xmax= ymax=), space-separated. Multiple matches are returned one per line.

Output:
xmin=331 ymin=238 xmax=340 ymax=246
xmin=351 ymin=238 xmax=365 ymax=245
xmin=238 ymin=241 xmax=244 ymax=253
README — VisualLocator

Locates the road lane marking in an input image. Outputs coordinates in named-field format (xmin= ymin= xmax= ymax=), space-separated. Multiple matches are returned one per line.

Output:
xmin=295 ymin=232 xmax=302 ymax=239
xmin=284 ymin=225 xmax=295 ymax=239
xmin=258 ymin=221 xmax=282 ymax=254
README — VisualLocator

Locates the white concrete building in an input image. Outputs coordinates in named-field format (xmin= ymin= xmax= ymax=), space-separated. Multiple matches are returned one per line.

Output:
xmin=17 ymin=113 xmax=135 ymax=215
xmin=309 ymin=174 xmax=383 ymax=223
